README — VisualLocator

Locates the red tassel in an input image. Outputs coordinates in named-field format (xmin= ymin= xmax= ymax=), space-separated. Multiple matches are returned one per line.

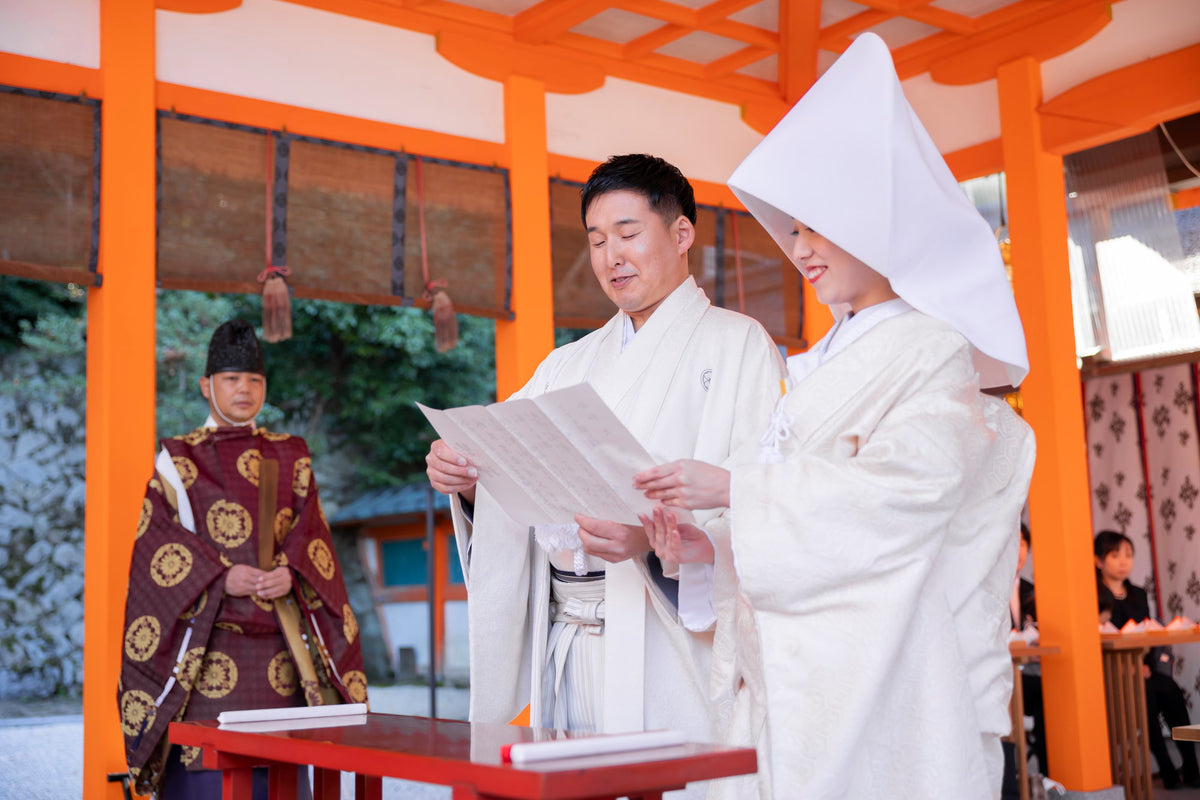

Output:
xmin=260 ymin=270 xmax=292 ymax=343
xmin=431 ymin=288 xmax=458 ymax=353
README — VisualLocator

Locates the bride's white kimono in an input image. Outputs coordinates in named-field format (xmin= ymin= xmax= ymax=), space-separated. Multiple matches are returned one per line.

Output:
xmin=707 ymin=309 xmax=1035 ymax=800
xmin=450 ymin=276 xmax=784 ymax=787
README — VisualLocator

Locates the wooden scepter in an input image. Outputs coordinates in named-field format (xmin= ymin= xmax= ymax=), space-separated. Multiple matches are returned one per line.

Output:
xmin=257 ymin=457 xmax=341 ymax=706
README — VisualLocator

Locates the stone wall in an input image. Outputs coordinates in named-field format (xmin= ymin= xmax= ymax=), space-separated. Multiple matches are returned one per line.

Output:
xmin=0 ymin=355 xmax=390 ymax=699
xmin=0 ymin=379 xmax=87 ymax=700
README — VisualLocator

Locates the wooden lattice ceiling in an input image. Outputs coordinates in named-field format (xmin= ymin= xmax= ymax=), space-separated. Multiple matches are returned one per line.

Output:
xmin=280 ymin=0 xmax=1118 ymax=127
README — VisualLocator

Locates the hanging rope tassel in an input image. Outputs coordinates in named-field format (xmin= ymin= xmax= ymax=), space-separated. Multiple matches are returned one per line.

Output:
xmin=259 ymin=266 xmax=292 ymax=343
xmin=415 ymin=156 xmax=458 ymax=352
xmin=259 ymin=134 xmax=293 ymax=343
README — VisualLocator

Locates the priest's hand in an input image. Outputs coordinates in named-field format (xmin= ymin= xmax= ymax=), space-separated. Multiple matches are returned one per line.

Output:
xmin=426 ymin=439 xmax=478 ymax=503
xmin=634 ymin=459 xmax=731 ymax=510
xmin=575 ymin=515 xmax=651 ymax=563
xmin=641 ymin=506 xmax=714 ymax=565
xmin=225 ymin=564 xmax=293 ymax=599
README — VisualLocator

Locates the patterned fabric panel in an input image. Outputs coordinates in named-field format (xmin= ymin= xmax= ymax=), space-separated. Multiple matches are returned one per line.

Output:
xmin=1083 ymin=374 xmax=1155 ymax=588
xmin=1138 ymin=365 xmax=1200 ymax=702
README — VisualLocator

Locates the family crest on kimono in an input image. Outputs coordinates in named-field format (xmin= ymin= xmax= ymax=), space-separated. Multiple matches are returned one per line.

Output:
xmin=636 ymin=33 xmax=1037 ymax=800
xmin=425 ymin=154 xmax=785 ymax=799
xmin=118 ymin=320 xmax=366 ymax=799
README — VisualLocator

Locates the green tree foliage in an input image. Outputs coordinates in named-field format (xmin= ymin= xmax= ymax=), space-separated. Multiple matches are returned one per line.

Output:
xmin=0 ymin=277 xmax=85 ymax=355
xmin=225 ymin=293 xmax=497 ymax=487
xmin=2 ymin=280 xmax=497 ymax=491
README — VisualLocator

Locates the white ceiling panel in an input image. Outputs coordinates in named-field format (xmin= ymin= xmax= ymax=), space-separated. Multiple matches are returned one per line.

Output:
xmin=656 ymin=30 xmax=748 ymax=63
xmin=735 ymin=52 xmax=778 ymax=81
xmin=729 ymin=0 xmax=779 ymax=33
xmin=859 ymin=16 xmax=941 ymax=49
xmin=821 ymin=0 xmax=869 ymax=27
xmin=570 ymin=8 xmax=664 ymax=44
xmin=929 ymin=0 xmax=1019 ymax=18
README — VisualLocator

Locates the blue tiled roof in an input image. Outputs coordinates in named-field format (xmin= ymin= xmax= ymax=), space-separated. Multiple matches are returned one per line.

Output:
xmin=330 ymin=483 xmax=451 ymax=527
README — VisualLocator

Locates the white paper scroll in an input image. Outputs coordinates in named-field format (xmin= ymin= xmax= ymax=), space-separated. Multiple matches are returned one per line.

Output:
xmin=418 ymin=383 xmax=660 ymax=526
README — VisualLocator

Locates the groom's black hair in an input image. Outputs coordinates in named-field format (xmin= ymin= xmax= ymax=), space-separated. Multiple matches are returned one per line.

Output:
xmin=581 ymin=154 xmax=697 ymax=227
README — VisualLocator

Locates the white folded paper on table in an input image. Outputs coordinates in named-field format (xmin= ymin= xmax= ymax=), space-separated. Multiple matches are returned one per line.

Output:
xmin=217 ymin=703 xmax=368 ymax=728
xmin=419 ymin=383 xmax=674 ymax=526
xmin=504 ymin=729 xmax=686 ymax=765
xmin=219 ymin=714 xmax=368 ymax=733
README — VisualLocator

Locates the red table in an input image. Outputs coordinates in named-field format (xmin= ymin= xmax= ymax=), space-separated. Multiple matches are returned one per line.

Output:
xmin=170 ymin=713 xmax=758 ymax=800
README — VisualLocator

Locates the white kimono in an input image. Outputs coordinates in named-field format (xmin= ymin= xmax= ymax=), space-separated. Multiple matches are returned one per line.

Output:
xmin=450 ymin=277 xmax=784 ymax=770
xmin=709 ymin=309 xmax=1035 ymax=800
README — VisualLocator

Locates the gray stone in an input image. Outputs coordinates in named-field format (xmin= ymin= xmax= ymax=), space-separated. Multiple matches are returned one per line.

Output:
xmin=13 ymin=431 xmax=49 ymax=461
xmin=5 ymin=458 xmax=47 ymax=490
xmin=67 ymin=618 xmax=84 ymax=646
xmin=50 ymin=543 xmax=77 ymax=570
xmin=13 ymin=602 xmax=39 ymax=626
xmin=23 ymin=540 xmax=52 ymax=567
xmin=0 ymin=506 xmax=34 ymax=532
xmin=0 ymin=398 xmax=18 ymax=438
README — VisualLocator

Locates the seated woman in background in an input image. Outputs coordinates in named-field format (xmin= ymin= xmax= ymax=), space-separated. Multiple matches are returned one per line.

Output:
xmin=1095 ymin=530 xmax=1200 ymax=789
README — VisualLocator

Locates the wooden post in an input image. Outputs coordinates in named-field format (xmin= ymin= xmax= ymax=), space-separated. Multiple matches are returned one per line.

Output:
xmin=496 ymin=75 xmax=555 ymax=400
xmin=84 ymin=1 xmax=158 ymax=798
xmin=998 ymin=55 xmax=1111 ymax=790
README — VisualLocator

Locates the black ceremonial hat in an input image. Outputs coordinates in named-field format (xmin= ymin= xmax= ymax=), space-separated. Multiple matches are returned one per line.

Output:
xmin=205 ymin=320 xmax=265 ymax=377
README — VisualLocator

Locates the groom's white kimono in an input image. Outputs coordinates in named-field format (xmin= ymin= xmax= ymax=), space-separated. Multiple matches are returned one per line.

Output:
xmin=708 ymin=309 xmax=1035 ymax=800
xmin=450 ymin=277 xmax=783 ymax=771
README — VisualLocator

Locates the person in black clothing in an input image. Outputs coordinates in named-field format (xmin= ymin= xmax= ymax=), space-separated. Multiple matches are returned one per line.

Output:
xmin=1095 ymin=530 xmax=1200 ymax=789
xmin=1014 ymin=523 xmax=1047 ymax=777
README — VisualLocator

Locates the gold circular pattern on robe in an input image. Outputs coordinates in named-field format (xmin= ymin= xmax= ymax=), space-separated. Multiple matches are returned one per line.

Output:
xmin=151 ymin=543 xmax=193 ymax=588
xmin=176 ymin=647 xmax=206 ymax=692
xmin=219 ymin=553 xmax=233 ymax=568
xmin=293 ymin=457 xmax=312 ymax=498
xmin=267 ymin=650 xmax=298 ymax=697
xmin=206 ymin=500 xmax=253 ymax=548
xmin=317 ymin=498 xmax=329 ymax=531
xmin=342 ymin=604 xmax=358 ymax=644
xmin=250 ymin=593 xmax=275 ymax=613
xmin=215 ymin=621 xmax=244 ymax=633
xmin=277 ymin=552 xmax=289 ymax=568
xmin=136 ymin=497 xmax=153 ymax=540
xmin=171 ymin=456 xmax=199 ymax=489
xmin=119 ymin=689 xmax=157 ymax=737
xmin=178 ymin=428 xmax=210 ymax=446
xmin=179 ymin=591 xmax=207 ymax=620
xmin=258 ymin=429 xmax=291 ymax=442
xmin=274 ymin=508 xmax=294 ymax=545
xmin=123 ymin=615 xmax=161 ymax=662
xmin=194 ymin=650 xmax=238 ymax=699
xmin=180 ymin=745 xmax=201 ymax=766
xmin=307 ymin=539 xmax=336 ymax=581
xmin=148 ymin=477 xmax=163 ymax=495
xmin=344 ymin=670 xmax=368 ymax=704
xmin=236 ymin=448 xmax=263 ymax=487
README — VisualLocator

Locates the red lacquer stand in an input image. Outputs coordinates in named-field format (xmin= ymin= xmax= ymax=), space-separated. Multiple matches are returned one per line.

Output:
xmin=170 ymin=713 xmax=757 ymax=800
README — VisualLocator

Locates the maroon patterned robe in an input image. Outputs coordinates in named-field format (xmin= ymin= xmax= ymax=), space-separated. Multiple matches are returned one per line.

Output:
xmin=117 ymin=425 xmax=366 ymax=794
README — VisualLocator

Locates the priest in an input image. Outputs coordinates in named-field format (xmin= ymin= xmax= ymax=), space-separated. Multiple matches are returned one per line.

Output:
xmin=117 ymin=320 xmax=366 ymax=798
xmin=425 ymin=154 xmax=785 ymax=782
xmin=636 ymin=34 xmax=1036 ymax=800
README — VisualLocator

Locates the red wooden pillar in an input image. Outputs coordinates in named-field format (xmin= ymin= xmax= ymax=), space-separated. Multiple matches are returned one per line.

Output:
xmin=999 ymin=55 xmax=1110 ymax=790
xmin=496 ymin=75 xmax=556 ymax=400
xmin=84 ymin=1 xmax=158 ymax=798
